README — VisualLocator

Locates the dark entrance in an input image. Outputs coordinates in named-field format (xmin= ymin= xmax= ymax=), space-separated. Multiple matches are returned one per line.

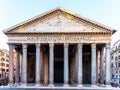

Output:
xmin=54 ymin=61 xmax=63 ymax=83
xmin=27 ymin=45 xmax=36 ymax=83
xmin=82 ymin=45 xmax=91 ymax=84
xmin=54 ymin=45 xmax=64 ymax=84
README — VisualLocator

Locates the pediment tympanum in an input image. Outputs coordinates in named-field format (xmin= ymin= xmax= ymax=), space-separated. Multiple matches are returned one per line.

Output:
xmin=3 ymin=7 xmax=115 ymax=34
xmin=13 ymin=14 xmax=109 ymax=33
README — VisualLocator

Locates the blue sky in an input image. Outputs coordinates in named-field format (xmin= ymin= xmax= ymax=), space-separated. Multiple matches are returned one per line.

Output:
xmin=0 ymin=0 xmax=120 ymax=49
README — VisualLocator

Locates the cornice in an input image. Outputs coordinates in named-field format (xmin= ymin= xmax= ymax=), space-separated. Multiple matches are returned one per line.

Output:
xmin=6 ymin=32 xmax=111 ymax=35
xmin=111 ymin=48 xmax=120 ymax=55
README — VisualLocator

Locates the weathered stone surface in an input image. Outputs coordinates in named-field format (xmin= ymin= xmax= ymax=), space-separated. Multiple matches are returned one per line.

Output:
xmin=3 ymin=8 xmax=114 ymax=87
xmin=16 ymin=14 xmax=108 ymax=33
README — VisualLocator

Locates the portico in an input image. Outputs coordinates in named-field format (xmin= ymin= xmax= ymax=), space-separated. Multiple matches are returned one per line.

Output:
xmin=3 ymin=8 xmax=115 ymax=87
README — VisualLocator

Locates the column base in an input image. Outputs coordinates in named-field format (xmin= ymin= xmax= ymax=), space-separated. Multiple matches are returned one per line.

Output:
xmin=7 ymin=83 xmax=14 ymax=87
xmin=15 ymin=82 xmax=19 ymax=86
xmin=20 ymin=83 xmax=27 ymax=87
xmin=48 ymin=84 xmax=54 ymax=87
xmin=19 ymin=82 xmax=23 ymax=85
xmin=96 ymin=83 xmax=99 ymax=86
xmin=63 ymin=84 xmax=69 ymax=87
xmin=77 ymin=84 xmax=83 ymax=88
xmin=19 ymin=81 xmax=27 ymax=86
xmin=99 ymin=84 xmax=105 ymax=87
xmin=35 ymin=83 xmax=42 ymax=87
xmin=91 ymin=85 xmax=97 ymax=88
xmin=106 ymin=85 xmax=111 ymax=88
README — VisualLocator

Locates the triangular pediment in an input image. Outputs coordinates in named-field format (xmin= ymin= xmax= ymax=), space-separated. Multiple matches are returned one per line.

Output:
xmin=3 ymin=7 xmax=116 ymax=34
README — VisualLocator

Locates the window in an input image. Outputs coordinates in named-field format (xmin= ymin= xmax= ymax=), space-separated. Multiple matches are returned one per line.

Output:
xmin=112 ymin=75 xmax=114 ymax=78
xmin=118 ymin=63 xmax=120 ymax=68
xmin=2 ymin=63 xmax=5 ymax=66
xmin=111 ymin=63 xmax=113 ymax=68
xmin=119 ymin=55 xmax=120 ymax=59
xmin=111 ymin=56 xmax=113 ymax=60
xmin=115 ymin=56 xmax=117 ymax=60
xmin=116 ymin=75 xmax=118 ymax=78
xmin=6 ymin=64 xmax=9 ymax=67
xmin=1 ymin=58 xmax=5 ymax=61
xmin=2 ymin=69 xmax=5 ymax=72
xmin=116 ymin=62 xmax=117 ymax=68
xmin=6 ymin=69 xmax=9 ymax=72
xmin=6 ymin=59 xmax=9 ymax=62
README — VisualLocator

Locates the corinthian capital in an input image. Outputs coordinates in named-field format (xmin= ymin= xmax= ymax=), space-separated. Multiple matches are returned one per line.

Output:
xmin=22 ymin=44 xmax=27 ymax=49
xmin=64 ymin=43 xmax=68 ymax=48
xmin=36 ymin=43 xmax=41 ymax=48
xmin=78 ymin=43 xmax=82 ymax=48
xmin=91 ymin=43 xmax=96 ymax=49
xmin=49 ymin=43 xmax=54 ymax=48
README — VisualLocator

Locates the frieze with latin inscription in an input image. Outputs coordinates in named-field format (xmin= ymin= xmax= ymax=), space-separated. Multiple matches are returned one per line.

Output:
xmin=8 ymin=34 xmax=110 ymax=44
xmin=27 ymin=36 xmax=91 ymax=41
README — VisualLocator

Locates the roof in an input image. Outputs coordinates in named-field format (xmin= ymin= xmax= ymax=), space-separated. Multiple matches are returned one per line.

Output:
xmin=0 ymin=49 xmax=8 ymax=53
xmin=3 ymin=7 xmax=116 ymax=34
xmin=112 ymin=39 xmax=120 ymax=47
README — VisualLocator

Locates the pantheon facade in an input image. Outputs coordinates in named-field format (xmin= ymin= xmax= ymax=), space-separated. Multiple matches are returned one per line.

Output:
xmin=3 ymin=8 xmax=116 ymax=87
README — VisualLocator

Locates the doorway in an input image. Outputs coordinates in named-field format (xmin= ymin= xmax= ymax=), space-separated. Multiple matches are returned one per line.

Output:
xmin=82 ymin=45 xmax=91 ymax=84
xmin=54 ymin=45 xmax=64 ymax=84
xmin=27 ymin=45 xmax=36 ymax=83
xmin=54 ymin=61 xmax=63 ymax=83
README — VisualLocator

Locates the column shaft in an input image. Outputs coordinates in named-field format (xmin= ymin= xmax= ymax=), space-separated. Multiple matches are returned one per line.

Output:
xmin=64 ymin=43 xmax=69 ymax=85
xmin=8 ymin=44 xmax=14 ymax=85
xmin=21 ymin=44 xmax=27 ymax=85
xmin=49 ymin=43 xmax=54 ymax=86
xmin=91 ymin=44 xmax=96 ymax=85
xmin=36 ymin=43 xmax=41 ymax=85
xmin=15 ymin=49 xmax=20 ymax=84
xmin=105 ymin=43 xmax=111 ymax=85
xmin=44 ymin=54 xmax=48 ymax=84
xmin=96 ymin=49 xmax=98 ymax=84
xmin=100 ymin=47 xmax=104 ymax=84
xmin=78 ymin=44 xmax=82 ymax=85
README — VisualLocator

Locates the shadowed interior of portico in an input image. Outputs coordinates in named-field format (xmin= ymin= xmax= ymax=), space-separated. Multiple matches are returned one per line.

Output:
xmin=16 ymin=44 xmax=93 ymax=85
xmin=9 ymin=42 xmax=110 ymax=87
xmin=82 ymin=45 xmax=91 ymax=84
xmin=27 ymin=45 xmax=36 ymax=83
xmin=54 ymin=45 xmax=64 ymax=84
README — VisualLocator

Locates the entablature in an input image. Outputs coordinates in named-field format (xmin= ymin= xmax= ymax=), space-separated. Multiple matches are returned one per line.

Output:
xmin=7 ymin=33 xmax=111 ymax=44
